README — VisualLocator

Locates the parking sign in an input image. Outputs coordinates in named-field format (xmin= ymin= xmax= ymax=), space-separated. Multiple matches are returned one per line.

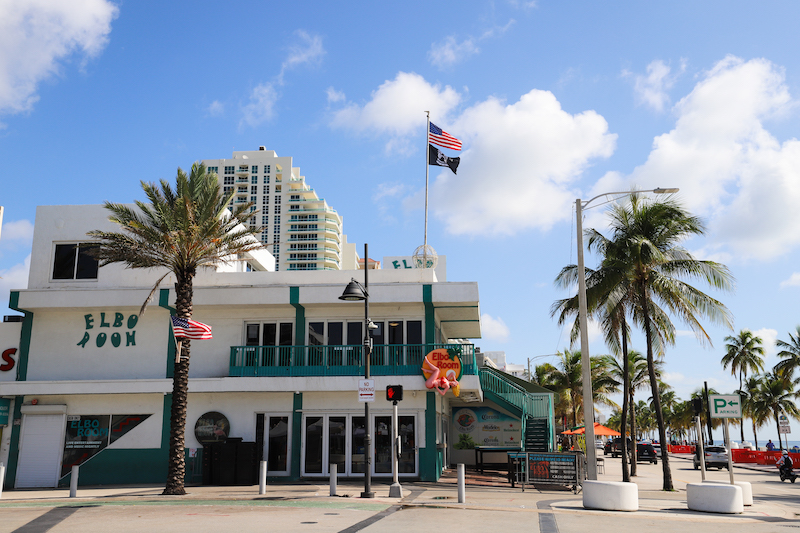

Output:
xmin=709 ymin=394 xmax=742 ymax=418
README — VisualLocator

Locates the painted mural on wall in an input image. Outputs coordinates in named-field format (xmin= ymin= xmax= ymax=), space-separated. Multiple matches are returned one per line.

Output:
xmin=76 ymin=312 xmax=139 ymax=349
xmin=452 ymin=407 xmax=521 ymax=449
xmin=61 ymin=414 xmax=151 ymax=477
xmin=422 ymin=348 xmax=461 ymax=396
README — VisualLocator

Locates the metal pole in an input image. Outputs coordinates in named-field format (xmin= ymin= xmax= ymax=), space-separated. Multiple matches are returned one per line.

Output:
xmin=70 ymin=465 xmax=79 ymax=498
xmin=704 ymin=381 xmax=713 ymax=445
xmin=362 ymin=242 xmax=374 ymax=498
xmin=725 ymin=419 xmax=735 ymax=485
xmin=259 ymin=460 xmax=267 ymax=495
xmin=424 ymin=112 xmax=430 ymax=248
xmin=330 ymin=463 xmax=338 ymax=496
xmin=696 ymin=416 xmax=706 ymax=481
xmin=576 ymin=198 xmax=597 ymax=480
xmin=389 ymin=399 xmax=403 ymax=498
xmin=457 ymin=463 xmax=466 ymax=503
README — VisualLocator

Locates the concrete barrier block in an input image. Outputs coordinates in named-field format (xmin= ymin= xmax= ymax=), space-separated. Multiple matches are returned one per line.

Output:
xmin=582 ymin=480 xmax=638 ymax=511
xmin=703 ymin=480 xmax=752 ymax=506
xmin=686 ymin=483 xmax=743 ymax=514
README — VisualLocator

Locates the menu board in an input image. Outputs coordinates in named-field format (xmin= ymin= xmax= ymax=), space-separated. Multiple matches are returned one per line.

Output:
xmin=526 ymin=452 xmax=581 ymax=485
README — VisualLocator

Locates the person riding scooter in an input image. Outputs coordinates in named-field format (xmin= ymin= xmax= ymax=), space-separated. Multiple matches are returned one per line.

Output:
xmin=777 ymin=450 xmax=796 ymax=483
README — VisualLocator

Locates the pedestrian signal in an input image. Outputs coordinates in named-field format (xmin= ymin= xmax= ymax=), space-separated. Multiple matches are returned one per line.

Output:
xmin=386 ymin=385 xmax=403 ymax=402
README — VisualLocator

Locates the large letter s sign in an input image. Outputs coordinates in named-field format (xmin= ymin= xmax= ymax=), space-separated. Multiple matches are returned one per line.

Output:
xmin=0 ymin=348 xmax=17 ymax=372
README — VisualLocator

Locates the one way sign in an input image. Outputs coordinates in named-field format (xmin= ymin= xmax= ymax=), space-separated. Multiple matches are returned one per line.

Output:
xmin=709 ymin=394 xmax=742 ymax=418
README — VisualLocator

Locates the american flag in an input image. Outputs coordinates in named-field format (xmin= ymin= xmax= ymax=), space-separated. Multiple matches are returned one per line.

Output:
xmin=428 ymin=122 xmax=462 ymax=151
xmin=171 ymin=316 xmax=213 ymax=340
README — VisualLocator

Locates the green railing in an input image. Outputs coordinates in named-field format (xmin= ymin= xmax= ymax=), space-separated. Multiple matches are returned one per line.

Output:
xmin=479 ymin=367 xmax=554 ymax=450
xmin=230 ymin=343 xmax=475 ymax=377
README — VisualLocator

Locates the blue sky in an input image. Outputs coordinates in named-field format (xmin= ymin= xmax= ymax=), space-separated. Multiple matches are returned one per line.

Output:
xmin=2 ymin=1 xmax=800 ymax=442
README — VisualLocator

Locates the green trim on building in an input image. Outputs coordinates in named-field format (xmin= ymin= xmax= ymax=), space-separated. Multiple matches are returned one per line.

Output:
xmin=423 ymin=285 xmax=435 ymax=347
xmin=6 ymin=397 xmax=24 ymax=488
xmin=158 ymin=288 xmax=176 ymax=379
xmin=290 ymin=287 xmax=305 ymax=346
xmin=419 ymin=391 xmax=440 ymax=481
xmin=291 ymin=392 xmax=303 ymax=481
xmin=9 ymin=291 xmax=32 ymax=381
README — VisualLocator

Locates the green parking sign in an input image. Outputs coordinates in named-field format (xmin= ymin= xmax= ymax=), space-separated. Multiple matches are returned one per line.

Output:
xmin=709 ymin=394 xmax=742 ymax=418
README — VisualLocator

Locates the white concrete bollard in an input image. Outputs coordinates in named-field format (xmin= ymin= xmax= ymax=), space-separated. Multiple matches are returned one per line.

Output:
xmin=0 ymin=462 xmax=5 ymax=498
xmin=259 ymin=461 xmax=267 ymax=495
xmin=457 ymin=463 xmax=465 ymax=503
xmin=69 ymin=465 xmax=79 ymax=498
xmin=330 ymin=463 xmax=337 ymax=496
xmin=582 ymin=480 xmax=638 ymax=511
xmin=687 ymin=483 xmax=743 ymax=514
xmin=703 ymin=480 xmax=752 ymax=506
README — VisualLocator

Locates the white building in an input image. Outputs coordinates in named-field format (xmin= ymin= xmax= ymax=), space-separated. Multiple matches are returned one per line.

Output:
xmin=202 ymin=147 xmax=356 ymax=272
xmin=0 ymin=203 xmax=554 ymax=488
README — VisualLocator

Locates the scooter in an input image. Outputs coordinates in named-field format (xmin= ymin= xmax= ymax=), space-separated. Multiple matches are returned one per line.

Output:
xmin=779 ymin=465 xmax=797 ymax=483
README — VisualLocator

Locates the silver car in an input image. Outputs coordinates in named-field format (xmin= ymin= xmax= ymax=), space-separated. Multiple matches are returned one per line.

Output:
xmin=693 ymin=445 xmax=729 ymax=469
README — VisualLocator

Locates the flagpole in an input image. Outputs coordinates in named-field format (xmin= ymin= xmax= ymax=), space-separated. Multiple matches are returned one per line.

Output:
xmin=176 ymin=340 xmax=182 ymax=364
xmin=424 ymin=111 xmax=430 ymax=249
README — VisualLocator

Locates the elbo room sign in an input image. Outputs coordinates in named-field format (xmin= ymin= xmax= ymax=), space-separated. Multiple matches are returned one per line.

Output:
xmin=76 ymin=312 xmax=138 ymax=349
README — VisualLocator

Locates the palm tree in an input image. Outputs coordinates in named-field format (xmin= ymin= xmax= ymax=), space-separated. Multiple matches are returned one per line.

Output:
xmin=88 ymin=163 xmax=261 ymax=495
xmin=774 ymin=326 xmax=800 ymax=379
xmin=738 ymin=374 xmax=767 ymax=449
xmin=752 ymin=372 xmax=800 ymax=450
xmin=721 ymin=330 xmax=765 ymax=442
xmin=583 ymin=194 xmax=734 ymax=490
xmin=545 ymin=350 xmax=584 ymax=428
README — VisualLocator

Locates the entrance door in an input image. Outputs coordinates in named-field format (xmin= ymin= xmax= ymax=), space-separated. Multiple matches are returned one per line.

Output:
xmin=374 ymin=415 xmax=417 ymax=476
xmin=16 ymin=414 xmax=65 ymax=488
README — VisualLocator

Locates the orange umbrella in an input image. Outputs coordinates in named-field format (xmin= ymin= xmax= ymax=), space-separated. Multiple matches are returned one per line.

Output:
xmin=571 ymin=422 xmax=620 ymax=437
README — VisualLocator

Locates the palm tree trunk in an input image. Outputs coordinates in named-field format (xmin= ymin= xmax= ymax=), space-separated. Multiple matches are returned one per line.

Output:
xmin=629 ymin=392 xmax=637 ymax=477
xmin=775 ymin=413 xmax=783 ymax=451
xmin=752 ymin=419 xmax=758 ymax=449
xmin=739 ymin=370 xmax=745 ymax=443
xmin=163 ymin=274 xmax=194 ymax=496
xmin=620 ymin=329 xmax=630 ymax=482
xmin=642 ymin=286 xmax=673 ymax=491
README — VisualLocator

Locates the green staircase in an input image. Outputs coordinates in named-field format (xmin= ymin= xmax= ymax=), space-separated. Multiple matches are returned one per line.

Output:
xmin=478 ymin=367 xmax=555 ymax=452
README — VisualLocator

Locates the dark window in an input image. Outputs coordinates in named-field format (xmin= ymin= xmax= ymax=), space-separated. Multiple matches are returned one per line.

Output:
xmin=308 ymin=322 xmax=324 ymax=346
xmin=407 ymin=321 xmax=422 ymax=344
xmin=347 ymin=322 xmax=362 ymax=345
xmin=328 ymin=322 xmax=343 ymax=345
xmin=268 ymin=416 xmax=288 ymax=472
xmin=304 ymin=417 xmax=323 ymax=474
xmin=279 ymin=323 xmax=293 ymax=346
xmin=388 ymin=322 xmax=403 ymax=344
xmin=53 ymin=243 xmax=99 ymax=280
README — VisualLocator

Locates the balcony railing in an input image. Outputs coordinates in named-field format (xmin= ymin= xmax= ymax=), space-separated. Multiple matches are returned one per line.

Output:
xmin=230 ymin=343 xmax=475 ymax=377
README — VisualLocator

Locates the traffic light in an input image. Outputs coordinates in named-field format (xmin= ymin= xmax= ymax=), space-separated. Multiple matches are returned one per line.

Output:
xmin=691 ymin=398 xmax=703 ymax=415
xmin=386 ymin=385 xmax=403 ymax=402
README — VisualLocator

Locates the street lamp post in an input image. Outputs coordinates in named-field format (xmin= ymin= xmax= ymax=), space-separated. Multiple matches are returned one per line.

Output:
xmin=526 ymin=354 xmax=559 ymax=382
xmin=575 ymin=188 xmax=678 ymax=480
xmin=339 ymin=243 xmax=375 ymax=498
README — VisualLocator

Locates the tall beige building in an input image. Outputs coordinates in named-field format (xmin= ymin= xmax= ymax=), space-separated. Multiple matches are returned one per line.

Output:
xmin=203 ymin=147 xmax=356 ymax=271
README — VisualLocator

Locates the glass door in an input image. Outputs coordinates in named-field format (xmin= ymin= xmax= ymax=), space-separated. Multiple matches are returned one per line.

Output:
xmin=372 ymin=415 xmax=417 ymax=476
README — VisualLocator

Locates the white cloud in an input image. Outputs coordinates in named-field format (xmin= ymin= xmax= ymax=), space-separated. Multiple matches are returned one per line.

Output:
xmin=326 ymin=87 xmax=345 ymax=104
xmin=481 ymin=314 xmax=510 ymax=342
xmin=278 ymin=30 xmax=325 ymax=84
xmin=240 ymin=30 xmax=324 ymax=127
xmin=240 ymin=83 xmax=279 ymax=128
xmin=329 ymin=72 xmax=461 ymax=142
xmin=0 ymin=0 xmax=118 ymax=117
xmin=752 ymin=327 xmax=779 ymax=366
xmin=622 ymin=56 xmax=800 ymax=261
xmin=0 ymin=219 xmax=34 ymax=242
xmin=206 ymin=100 xmax=224 ymax=117
xmin=623 ymin=59 xmax=685 ymax=112
xmin=431 ymin=89 xmax=616 ymax=235
xmin=780 ymin=273 xmax=800 ymax=288
xmin=428 ymin=36 xmax=480 ymax=69
xmin=428 ymin=20 xmax=514 ymax=70
xmin=0 ymin=255 xmax=31 ymax=303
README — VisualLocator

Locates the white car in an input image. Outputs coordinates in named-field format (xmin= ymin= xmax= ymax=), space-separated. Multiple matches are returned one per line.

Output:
xmin=694 ymin=446 xmax=729 ymax=469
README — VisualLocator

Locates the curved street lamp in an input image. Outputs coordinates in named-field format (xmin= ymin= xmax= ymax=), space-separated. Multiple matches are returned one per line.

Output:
xmin=576 ymin=188 xmax=678 ymax=480
xmin=339 ymin=243 xmax=375 ymax=498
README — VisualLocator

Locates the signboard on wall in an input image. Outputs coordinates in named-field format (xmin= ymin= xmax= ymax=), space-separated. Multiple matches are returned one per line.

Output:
xmin=0 ymin=398 xmax=10 ymax=426
xmin=452 ymin=407 xmax=521 ymax=449
xmin=61 ymin=414 xmax=151 ymax=477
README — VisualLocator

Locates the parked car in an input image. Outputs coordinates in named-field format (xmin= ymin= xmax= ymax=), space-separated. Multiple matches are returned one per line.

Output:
xmin=603 ymin=438 xmax=658 ymax=463
xmin=693 ymin=446 xmax=729 ymax=470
